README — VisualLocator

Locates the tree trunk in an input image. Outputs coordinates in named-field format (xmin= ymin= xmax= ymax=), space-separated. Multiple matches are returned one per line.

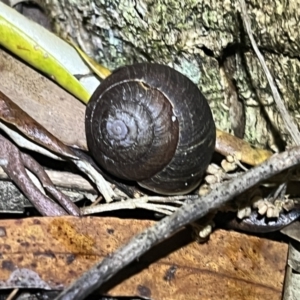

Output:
xmin=27 ymin=0 xmax=300 ymax=150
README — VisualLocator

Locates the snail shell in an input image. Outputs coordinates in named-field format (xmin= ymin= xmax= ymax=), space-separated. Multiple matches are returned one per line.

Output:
xmin=85 ymin=63 xmax=216 ymax=195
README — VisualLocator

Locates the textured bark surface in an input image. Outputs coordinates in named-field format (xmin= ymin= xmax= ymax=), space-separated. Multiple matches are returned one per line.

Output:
xmin=35 ymin=0 xmax=300 ymax=151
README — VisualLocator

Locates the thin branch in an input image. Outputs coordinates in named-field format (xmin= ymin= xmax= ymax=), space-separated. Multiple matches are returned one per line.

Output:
xmin=81 ymin=197 xmax=178 ymax=215
xmin=239 ymin=0 xmax=300 ymax=145
xmin=0 ymin=134 xmax=68 ymax=216
xmin=81 ymin=195 xmax=198 ymax=215
xmin=55 ymin=146 xmax=300 ymax=300
xmin=20 ymin=152 xmax=80 ymax=216
xmin=0 ymin=167 xmax=96 ymax=192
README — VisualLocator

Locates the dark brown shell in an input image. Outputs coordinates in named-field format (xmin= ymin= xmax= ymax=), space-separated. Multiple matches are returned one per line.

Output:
xmin=85 ymin=63 xmax=216 ymax=195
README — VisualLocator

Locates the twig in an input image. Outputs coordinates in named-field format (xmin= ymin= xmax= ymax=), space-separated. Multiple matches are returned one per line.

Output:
xmin=20 ymin=152 xmax=80 ymax=215
xmin=144 ymin=195 xmax=198 ymax=202
xmin=81 ymin=197 xmax=179 ymax=215
xmin=135 ymin=203 xmax=177 ymax=215
xmin=0 ymin=134 xmax=68 ymax=216
xmin=55 ymin=146 xmax=300 ymax=300
xmin=0 ymin=167 xmax=97 ymax=192
xmin=6 ymin=288 xmax=19 ymax=300
xmin=81 ymin=195 xmax=198 ymax=215
xmin=239 ymin=0 xmax=300 ymax=145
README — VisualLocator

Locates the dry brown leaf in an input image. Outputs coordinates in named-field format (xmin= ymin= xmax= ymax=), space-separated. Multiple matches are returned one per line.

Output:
xmin=0 ymin=48 xmax=87 ymax=150
xmin=0 ymin=48 xmax=116 ymax=202
xmin=216 ymin=129 xmax=273 ymax=166
xmin=0 ymin=216 xmax=287 ymax=299
xmin=0 ymin=90 xmax=77 ymax=159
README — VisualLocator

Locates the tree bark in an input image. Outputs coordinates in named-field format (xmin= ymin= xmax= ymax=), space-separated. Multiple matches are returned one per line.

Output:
xmin=15 ymin=0 xmax=300 ymax=151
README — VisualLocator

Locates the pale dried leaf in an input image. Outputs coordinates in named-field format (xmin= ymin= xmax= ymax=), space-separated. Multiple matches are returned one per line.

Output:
xmin=0 ymin=48 xmax=87 ymax=149
xmin=0 ymin=90 xmax=77 ymax=159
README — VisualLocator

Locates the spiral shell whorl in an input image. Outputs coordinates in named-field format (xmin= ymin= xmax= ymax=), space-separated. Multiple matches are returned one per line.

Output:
xmin=86 ymin=63 xmax=216 ymax=195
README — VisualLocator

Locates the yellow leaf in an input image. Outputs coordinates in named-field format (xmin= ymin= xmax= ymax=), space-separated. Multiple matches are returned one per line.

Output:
xmin=68 ymin=40 xmax=112 ymax=80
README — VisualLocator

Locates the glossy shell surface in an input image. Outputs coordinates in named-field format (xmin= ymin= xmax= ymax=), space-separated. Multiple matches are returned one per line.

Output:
xmin=86 ymin=63 xmax=216 ymax=195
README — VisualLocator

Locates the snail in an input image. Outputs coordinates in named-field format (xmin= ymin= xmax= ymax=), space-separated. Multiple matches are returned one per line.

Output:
xmin=85 ymin=63 xmax=216 ymax=195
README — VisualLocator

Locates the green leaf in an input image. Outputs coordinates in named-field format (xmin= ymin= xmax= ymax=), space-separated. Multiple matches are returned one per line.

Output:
xmin=0 ymin=3 xmax=93 ymax=103
xmin=68 ymin=40 xmax=112 ymax=80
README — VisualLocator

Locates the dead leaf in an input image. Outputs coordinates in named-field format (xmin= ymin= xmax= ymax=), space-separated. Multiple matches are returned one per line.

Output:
xmin=216 ymin=129 xmax=273 ymax=166
xmin=0 ymin=48 xmax=116 ymax=202
xmin=0 ymin=90 xmax=77 ymax=159
xmin=0 ymin=216 xmax=287 ymax=299
xmin=0 ymin=48 xmax=87 ymax=149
